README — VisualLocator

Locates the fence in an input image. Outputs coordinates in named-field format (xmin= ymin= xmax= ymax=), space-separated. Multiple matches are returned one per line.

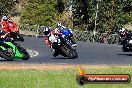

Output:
xmin=74 ymin=30 xmax=119 ymax=44
xmin=19 ymin=24 xmax=120 ymax=44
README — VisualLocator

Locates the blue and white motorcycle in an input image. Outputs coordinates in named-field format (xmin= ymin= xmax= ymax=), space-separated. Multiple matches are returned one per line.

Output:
xmin=61 ymin=28 xmax=77 ymax=47
xmin=51 ymin=28 xmax=78 ymax=59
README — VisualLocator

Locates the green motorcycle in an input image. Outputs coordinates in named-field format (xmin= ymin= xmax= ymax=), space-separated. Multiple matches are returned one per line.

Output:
xmin=0 ymin=36 xmax=30 ymax=61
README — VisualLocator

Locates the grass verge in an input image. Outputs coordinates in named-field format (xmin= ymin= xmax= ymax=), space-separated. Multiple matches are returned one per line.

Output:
xmin=0 ymin=66 xmax=131 ymax=88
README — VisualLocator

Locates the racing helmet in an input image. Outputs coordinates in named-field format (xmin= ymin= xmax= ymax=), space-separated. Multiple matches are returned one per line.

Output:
xmin=43 ymin=26 xmax=51 ymax=36
xmin=56 ymin=22 xmax=62 ymax=28
xmin=2 ymin=16 xmax=7 ymax=21
xmin=119 ymin=28 xmax=126 ymax=32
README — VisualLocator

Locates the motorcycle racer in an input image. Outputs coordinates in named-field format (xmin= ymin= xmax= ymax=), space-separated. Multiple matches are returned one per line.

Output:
xmin=0 ymin=16 xmax=11 ymax=39
xmin=0 ymin=16 xmax=20 ymax=40
xmin=43 ymin=26 xmax=62 ymax=57
xmin=1 ymin=16 xmax=10 ymax=33
xmin=118 ymin=28 xmax=129 ymax=44
xmin=55 ymin=22 xmax=77 ymax=47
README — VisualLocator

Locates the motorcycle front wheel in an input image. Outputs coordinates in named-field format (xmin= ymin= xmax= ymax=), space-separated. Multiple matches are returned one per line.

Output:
xmin=61 ymin=45 xmax=78 ymax=59
xmin=0 ymin=50 xmax=13 ymax=61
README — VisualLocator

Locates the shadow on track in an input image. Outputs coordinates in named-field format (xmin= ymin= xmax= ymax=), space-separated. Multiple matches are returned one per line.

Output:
xmin=52 ymin=57 xmax=75 ymax=59
xmin=117 ymin=54 xmax=132 ymax=56
xmin=0 ymin=59 xmax=27 ymax=62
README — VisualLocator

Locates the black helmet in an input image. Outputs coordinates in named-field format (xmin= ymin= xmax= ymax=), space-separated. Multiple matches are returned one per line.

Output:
xmin=43 ymin=26 xmax=51 ymax=36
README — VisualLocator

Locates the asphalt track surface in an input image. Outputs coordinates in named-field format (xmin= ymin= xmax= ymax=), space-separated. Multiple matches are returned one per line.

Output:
xmin=1 ymin=36 xmax=132 ymax=65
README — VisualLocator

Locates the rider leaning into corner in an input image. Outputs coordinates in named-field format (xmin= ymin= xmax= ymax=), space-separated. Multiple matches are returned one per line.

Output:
xmin=43 ymin=26 xmax=61 ymax=57
xmin=43 ymin=22 xmax=77 ymax=57
xmin=54 ymin=22 xmax=77 ymax=47
xmin=0 ymin=16 xmax=18 ymax=38
xmin=0 ymin=16 xmax=21 ymax=49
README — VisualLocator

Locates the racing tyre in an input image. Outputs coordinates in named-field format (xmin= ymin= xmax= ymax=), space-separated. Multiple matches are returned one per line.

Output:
xmin=0 ymin=50 xmax=13 ymax=61
xmin=61 ymin=46 xmax=75 ymax=59
xmin=73 ymin=50 xmax=78 ymax=58
xmin=122 ymin=46 xmax=129 ymax=52
xmin=19 ymin=47 xmax=30 ymax=60
xmin=22 ymin=52 xmax=30 ymax=60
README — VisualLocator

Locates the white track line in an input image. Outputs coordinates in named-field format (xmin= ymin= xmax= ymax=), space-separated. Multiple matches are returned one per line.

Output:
xmin=27 ymin=49 xmax=39 ymax=57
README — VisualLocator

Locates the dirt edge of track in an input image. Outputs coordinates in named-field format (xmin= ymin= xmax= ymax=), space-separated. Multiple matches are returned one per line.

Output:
xmin=0 ymin=64 xmax=131 ymax=70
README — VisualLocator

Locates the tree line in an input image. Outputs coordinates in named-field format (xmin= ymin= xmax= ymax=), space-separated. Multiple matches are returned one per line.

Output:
xmin=0 ymin=0 xmax=132 ymax=32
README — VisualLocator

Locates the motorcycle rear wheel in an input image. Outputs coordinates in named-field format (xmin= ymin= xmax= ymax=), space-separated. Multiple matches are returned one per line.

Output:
xmin=0 ymin=50 xmax=13 ymax=61
xmin=122 ymin=46 xmax=129 ymax=52
xmin=22 ymin=52 xmax=30 ymax=60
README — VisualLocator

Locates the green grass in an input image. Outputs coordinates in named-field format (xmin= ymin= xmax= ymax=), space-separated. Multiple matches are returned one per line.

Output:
xmin=0 ymin=67 xmax=131 ymax=88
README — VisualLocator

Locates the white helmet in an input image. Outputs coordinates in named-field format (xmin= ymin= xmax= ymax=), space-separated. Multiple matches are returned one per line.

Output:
xmin=56 ymin=22 xmax=62 ymax=28
xmin=122 ymin=28 xmax=125 ymax=32
xmin=119 ymin=28 xmax=126 ymax=32
xmin=2 ymin=16 xmax=7 ymax=21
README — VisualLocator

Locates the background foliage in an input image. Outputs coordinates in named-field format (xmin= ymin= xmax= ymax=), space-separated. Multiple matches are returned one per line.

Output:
xmin=73 ymin=0 xmax=132 ymax=32
xmin=20 ymin=0 xmax=67 ymax=27
xmin=0 ymin=0 xmax=16 ymax=17
xmin=0 ymin=0 xmax=132 ymax=32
